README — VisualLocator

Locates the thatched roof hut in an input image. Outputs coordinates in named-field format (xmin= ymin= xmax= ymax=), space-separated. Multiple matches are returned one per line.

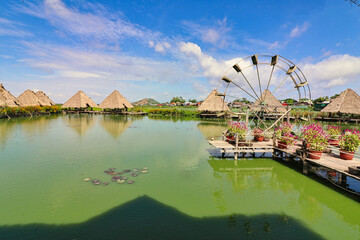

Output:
xmin=253 ymin=89 xmax=285 ymax=112
xmin=35 ymin=91 xmax=55 ymax=106
xmin=0 ymin=84 xmax=20 ymax=107
xmin=17 ymin=89 xmax=42 ymax=107
xmin=321 ymin=88 xmax=360 ymax=115
xmin=99 ymin=90 xmax=133 ymax=110
xmin=198 ymin=90 xmax=230 ymax=112
xmin=61 ymin=91 xmax=98 ymax=109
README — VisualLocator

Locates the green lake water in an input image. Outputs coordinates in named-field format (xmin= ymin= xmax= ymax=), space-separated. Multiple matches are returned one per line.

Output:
xmin=0 ymin=115 xmax=359 ymax=239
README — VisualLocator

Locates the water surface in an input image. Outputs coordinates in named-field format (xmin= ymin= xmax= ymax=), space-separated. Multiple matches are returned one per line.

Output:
xmin=0 ymin=115 xmax=359 ymax=239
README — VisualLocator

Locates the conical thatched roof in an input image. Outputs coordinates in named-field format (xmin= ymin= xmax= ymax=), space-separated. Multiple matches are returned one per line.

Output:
xmin=99 ymin=90 xmax=133 ymax=109
xmin=253 ymin=89 xmax=285 ymax=112
xmin=17 ymin=89 xmax=42 ymax=107
xmin=61 ymin=91 xmax=98 ymax=109
xmin=321 ymin=88 xmax=360 ymax=115
xmin=198 ymin=90 xmax=230 ymax=112
xmin=35 ymin=91 xmax=55 ymax=106
xmin=0 ymin=84 xmax=20 ymax=107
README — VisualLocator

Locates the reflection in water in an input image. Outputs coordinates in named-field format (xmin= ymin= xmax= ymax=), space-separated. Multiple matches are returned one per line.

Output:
xmin=0 ymin=119 xmax=15 ymax=146
xmin=100 ymin=115 xmax=132 ymax=139
xmin=207 ymin=158 xmax=360 ymax=227
xmin=62 ymin=114 xmax=96 ymax=136
xmin=197 ymin=122 xmax=226 ymax=139
xmin=20 ymin=116 xmax=55 ymax=137
xmin=208 ymin=159 xmax=273 ymax=192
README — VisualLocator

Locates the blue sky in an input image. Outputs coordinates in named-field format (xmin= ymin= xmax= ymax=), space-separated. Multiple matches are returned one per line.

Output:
xmin=0 ymin=0 xmax=360 ymax=103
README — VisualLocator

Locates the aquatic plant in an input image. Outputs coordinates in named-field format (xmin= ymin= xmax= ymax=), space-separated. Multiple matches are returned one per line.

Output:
xmin=301 ymin=124 xmax=329 ymax=151
xmin=339 ymin=129 xmax=360 ymax=152
xmin=227 ymin=121 xmax=247 ymax=140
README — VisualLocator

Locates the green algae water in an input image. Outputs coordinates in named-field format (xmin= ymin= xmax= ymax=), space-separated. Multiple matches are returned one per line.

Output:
xmin=0 ymin=115 xmax=359 ymax=240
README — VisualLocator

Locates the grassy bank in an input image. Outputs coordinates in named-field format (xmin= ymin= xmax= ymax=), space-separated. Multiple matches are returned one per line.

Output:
xmin=131 ymin=106 xmax=201 ymax=117
xmin=0 ymin=106 xmax=61 ymax=118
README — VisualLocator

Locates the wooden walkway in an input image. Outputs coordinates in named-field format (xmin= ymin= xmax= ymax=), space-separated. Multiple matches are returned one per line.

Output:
xmin=208 ymin=139 xmax=360 ymax=181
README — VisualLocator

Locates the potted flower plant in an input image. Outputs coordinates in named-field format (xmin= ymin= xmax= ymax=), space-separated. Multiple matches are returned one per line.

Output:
xmin=338 ymin=129 xmax=360 ymax=160
xmin=327 ymin=125 xmax=342 ymax=146
xmin=227 ymin=121 xmax=247 ymax=142
xmin=274 ymin=123 xmax=297 ymax=149
xmin=302 ymin=124 xmax=329 ymax=159
xmin=253 ymin=128 xmax=264 ymax=142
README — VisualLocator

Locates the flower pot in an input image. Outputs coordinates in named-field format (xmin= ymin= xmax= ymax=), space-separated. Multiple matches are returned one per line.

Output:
xmin=308 ymin=150 xmax=322 ymax=160
xmin=254 ymin=135 xmax=264 ymax=142
xmin=339 ymin=150 xmax=355 ymax=160
xmin=329 ymin=139 xmax=339 ymax=146
xmin=226 ymin=136 xmax=235 ymax=142
xmin=277 ymin=141 xmax=287 ymax=149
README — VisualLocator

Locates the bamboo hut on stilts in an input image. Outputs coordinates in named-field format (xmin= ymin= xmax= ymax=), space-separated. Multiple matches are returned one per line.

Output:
xmin=99 ymin=90 xmax=133 ymax=112
xmin=198 ymin=89 xmax=230 ymax=117
xmin=61 ymin=91 xmax=98 ymax=111
xmin=321 ymin=88 xmax=360 ymax=118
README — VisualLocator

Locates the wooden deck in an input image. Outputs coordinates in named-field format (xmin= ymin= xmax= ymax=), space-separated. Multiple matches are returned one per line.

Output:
xmin=208 ymin=139 xmax=360 ymax=181
xmin=208 ymin=140 xmax=274 ymax=154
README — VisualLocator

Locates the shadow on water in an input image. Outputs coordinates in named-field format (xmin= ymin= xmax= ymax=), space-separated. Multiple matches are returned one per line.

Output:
xmin=0 ymin=196 xmax=324 ymax=240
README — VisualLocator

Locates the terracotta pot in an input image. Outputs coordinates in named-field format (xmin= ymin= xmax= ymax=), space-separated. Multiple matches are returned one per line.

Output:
xmin=278 ymin=141 xmax=287 ymax=149
xmin=339 ymin=150 xmax=354 ymax=160
xmin=329 ymin=139 xmax=339 ymax=146
xmin=255 ymin=135 xmax=264 ymax=142
xmin=308 ymin=150 xmax=322 ymax=160
xmin=226 ymin=136 xmax=235 ymax=141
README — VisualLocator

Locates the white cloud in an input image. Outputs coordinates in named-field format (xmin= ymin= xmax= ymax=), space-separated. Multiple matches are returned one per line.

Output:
xmin=182 ymin=17 xmax=231 ymax=48
xmin=151 ymin=41 xmax=171 ymax=53
xmin=19 ymin=0 xmax=163 ymax=47
xmin=179 ymin=42 xmax=230 ymax=85
xmin=302 ymin=54 xmax=360 ymax=94
xmin=0 ymin=17 xmax=32 ymax=37
xmin=290 ymin=22 xmax=310 ymax=38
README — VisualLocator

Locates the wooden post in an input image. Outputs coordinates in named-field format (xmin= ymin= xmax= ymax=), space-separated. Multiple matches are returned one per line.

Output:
xmin=234 ymin=133 xmax=239 ymax=161
xmin=287 ymin=106 xmax=290 ymax=124
xmin=339 ymin=173 xmax=347 ymax=187
xmin=245 ymin=108 xmax=249 ymax=128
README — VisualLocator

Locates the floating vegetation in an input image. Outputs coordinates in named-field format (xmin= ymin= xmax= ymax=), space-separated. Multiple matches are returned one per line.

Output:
xmin=92 ymin=180 xmax=101 ymax=185
xmin=83 ymin=167 xmax=148 ymax=186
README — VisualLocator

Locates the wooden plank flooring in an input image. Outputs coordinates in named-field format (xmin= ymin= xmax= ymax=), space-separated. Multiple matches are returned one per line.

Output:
xmin=208 ymin=139 xmax=360 ymax=181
